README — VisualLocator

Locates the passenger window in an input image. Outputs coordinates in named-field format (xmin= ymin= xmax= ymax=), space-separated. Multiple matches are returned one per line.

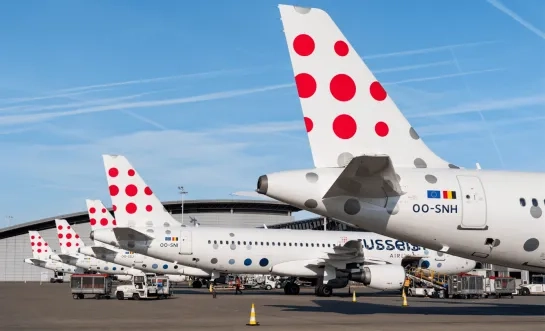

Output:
xmin=220 ymin=241 xmax=223 ymax=244
xmin=272 ymin=242 xmax=275 ymax=246
xmin=306 ymin=243 xmax=309 ymax=247
xmin=208 ymin=240 xmax=211 ymax=244
xmin=261 ymin=242 xmax=264 ymax=245
xmin=311 ymin=243 xmax=314 ymax=247
xmin=289 ymin=243 xmax=292 ymax=246
xmin=277 ymin=242 xmax=280 ymax=246
xmin=328 ymin=244 xmax=331 ymax=247
xmin=243 ymin=241 xmax=246 ymax=245
xmin=214 ymin=240 xmax=217 ymax=244
xmin=520 ymin=198 xmax=526 ymax=207
xmin=266 ymin=242 xmax=269 ymax=246
xmin=283 ymin=243 xmax=286 ymax=246
xmin=237 ymin=241 xmax=241 ymax=245
xmin=532 ymin=198 xmax=538 ymax=207
xmin=322 ymin=244 xmax=325 ymax=247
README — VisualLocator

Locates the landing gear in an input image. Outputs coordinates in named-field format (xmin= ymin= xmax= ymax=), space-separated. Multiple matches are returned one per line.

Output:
xmin=283 ymin=279 xmax=300 ymax=295
xmin=315 ymin=284 xmax=333 ymax=297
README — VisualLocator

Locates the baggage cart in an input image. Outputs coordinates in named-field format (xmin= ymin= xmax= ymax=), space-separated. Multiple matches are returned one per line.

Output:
xmin=447 ymin=274 xmax=484 ymax=299
xmin=485 ymin=276 xmax=515 ymax=298
xmin=70 ymin=274 xmax=114 ymax=300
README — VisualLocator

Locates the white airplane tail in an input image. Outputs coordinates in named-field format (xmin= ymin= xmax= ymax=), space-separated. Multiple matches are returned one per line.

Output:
xmin=86 ymin=199 xmax=117 ymax=246
xmin=278 ymin=4 xmax=455 ymax=169
xmin=28 ymin=231 xmax=52 ymax=260
xmin=102 ymin=154 xmax=178 ymax=228
xmin=54 ymin=219 xmax=86 ymax=254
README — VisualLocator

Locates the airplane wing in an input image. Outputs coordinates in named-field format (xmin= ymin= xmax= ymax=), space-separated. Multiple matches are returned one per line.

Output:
xmin=112 ymin=227 xmax=154 ymax=242
xmin=316 ymin=240 xmax=365 ymax=262
xmin=323 ymin=155 xmax=404 ymax=199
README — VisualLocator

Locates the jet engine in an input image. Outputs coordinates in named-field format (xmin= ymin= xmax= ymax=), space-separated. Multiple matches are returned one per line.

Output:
xmin=349 ymin=264 xmax=405 ymax=291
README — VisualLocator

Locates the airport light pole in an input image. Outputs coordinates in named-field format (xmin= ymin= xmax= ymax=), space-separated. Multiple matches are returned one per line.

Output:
xmin=178 ymin=186 xmax=188 ymax=225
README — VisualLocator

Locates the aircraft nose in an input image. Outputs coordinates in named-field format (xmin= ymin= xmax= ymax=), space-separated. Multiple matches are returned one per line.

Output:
xmin=89 ymin=230 xmax=94 ymax=240
xmin=256 ymin=175 xmax=268 ymax=195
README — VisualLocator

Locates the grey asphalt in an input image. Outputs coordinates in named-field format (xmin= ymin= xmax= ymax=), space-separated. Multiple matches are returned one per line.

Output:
xmin=0 ymin=282 xmax=543 ymax=330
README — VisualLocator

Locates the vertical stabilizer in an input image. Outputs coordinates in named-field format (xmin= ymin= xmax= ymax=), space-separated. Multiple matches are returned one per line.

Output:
xmin=28 ymin=231 xmax=52 ymax=260
xmin=86 ymin=199 xmax=117 ymax=246
xmin=54 ymin=219 xmax=86 ymax=254
xmin=102 ymin=154 xmax=178 ymax=228
xmin=277 ymin=4 xmax=454 ymax=169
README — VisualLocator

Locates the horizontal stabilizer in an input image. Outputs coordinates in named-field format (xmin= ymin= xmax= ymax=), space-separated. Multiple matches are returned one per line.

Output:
xmin=113 ymin=227 xmax=154 ymax=242
xmin=57 ymin=254 xmax=78 ymax=265
xmin=91 ymin=246 xmax=118 ymax=255
xmin=323 ymin=155 xmax=403 ymax=199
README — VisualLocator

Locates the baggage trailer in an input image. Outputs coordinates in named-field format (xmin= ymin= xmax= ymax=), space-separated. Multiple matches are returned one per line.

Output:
xmin=70 ymin=274 xmax=114 ymax=300
xmin=484 ymin=276 xmax=515 ymax=298
xmin=447 ymin=274 xmax=484 ymax=299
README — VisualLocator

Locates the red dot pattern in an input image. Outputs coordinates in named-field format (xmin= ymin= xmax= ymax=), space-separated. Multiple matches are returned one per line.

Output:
xmin=89 ymin=207 xmax=96 ymax=214
xmin=57 ymin=222 xmax=85 ymax=250
xmin=106 ymin=164 xmax=157 ymax=216
xmin=30 ymin=234 xmax=49 ymax=255
xmin=290 ymin=36 xmax=391 ymax=140
xmin=108 ymin=167 xmax=119 ymax=177
xmin=88 ymin=201 xmax=117 ymax=228
xmin=295 ymin=73 xmax=316 ymax=98
xmin=333 ymin=114 xmax=357 ymax=139
xmin=304 ymin=117 xmax=313 ymax=133
xmin=293 ymin=34 xmax=315 ymax=56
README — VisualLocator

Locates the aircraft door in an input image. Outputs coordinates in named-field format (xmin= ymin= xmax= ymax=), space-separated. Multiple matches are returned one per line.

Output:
xmin=456 ymin=175 xmax=488 ymax=230
xmin=179 ymin=231 xmax=192 ymax=255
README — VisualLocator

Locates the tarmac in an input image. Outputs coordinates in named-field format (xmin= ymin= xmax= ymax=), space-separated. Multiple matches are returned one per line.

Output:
xmin=0 ymin=282 xmax=544 ymax=330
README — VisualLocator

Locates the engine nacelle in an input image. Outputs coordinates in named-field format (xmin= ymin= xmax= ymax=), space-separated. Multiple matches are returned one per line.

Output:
xmin=349 ymin=265 xmax=405 ymax=291
xmin=166 ymin=275 xmax=187 ymax=282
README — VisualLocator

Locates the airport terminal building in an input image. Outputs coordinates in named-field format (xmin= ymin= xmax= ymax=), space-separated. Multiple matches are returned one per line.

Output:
xmin=0 ymin=199 xmax=529 ymax=282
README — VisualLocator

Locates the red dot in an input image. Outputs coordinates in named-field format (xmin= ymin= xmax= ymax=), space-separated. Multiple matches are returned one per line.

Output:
xmin=144 ymin=187 xmax=153 ymax=196
xmin=304 ymin=117 xmax=313 ymax=133
xmin=58 ymin=234 xmax=63 ymax=239
xmin=76 ymin=243 xmax=79 ymax=247
xmin=295 ymin=73 xmax=317 ymax=98
xmin=66 ymin=233 xmax=72 ymax=239
xmin=75 ymin=234 xmax=80 ymax=239
xmin=89 ymin=207 xmax=96 ymax=214
xmin=126 ymin=203 xmax=137 ymax=214
xmin=125 ymin=184 xmax=138 ymax=197
xmin=67 ymin=226 xmax=70 ymax=230
xmin=44 ymin=242 xmax=48 ymax=246
xmin=57 ymin=225 xmax=63 ymax=230
xmin=66 ymin=242 xmax=72 ymax=247
xmin=334 ymin=41 xmax=349 ymax=56
xmin=31 ymin=242 xmax=35 ymax=246
xmin=37 ymin=242 xmax=42 ymax=246
xmin=146 ymin=205 xmax=153 ymax=212
xmin=113 ymin=220 xmax=117 ymax=226
xmin=108 ymin=167 xmax=119 ymax=177
xmin=101 ymin=208 xmax=106 ymax=213
xmin=370 ymin=81 xmax=387 ymax=101
xmin=90 ymin=218 xmax=96 ymax=225
xmin=109 ymin=185 xmax=119 ymax=196
xmin=100 ymin=218 xmax=108 ymax=226
xmin=59 ymin=243 xmax=62 ymax=246
xmin=293 ymin=34 xmax=315 ymax=56
xmin=31 ymin=236 xmax=35 ymax=239
xmin=37 ymin=249 xmax=42 ymax=253
xmin=330 ymin=74 xmax=356 ymax=102
xmin=113 ymin=205 xmax=117 ymax=211
xmin=333 ymin=114 xmax=357 ymax=139
xmin=45 ymin=250 xmax=48 ymax=252
xmin=375 ymin=121 xmax=389 ymax=137
xmin=128 ymin=169 xmax=135 ymax=176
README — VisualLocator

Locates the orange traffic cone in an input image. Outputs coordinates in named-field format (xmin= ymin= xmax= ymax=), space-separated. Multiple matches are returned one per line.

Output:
xmin=246 ymin=303 xmax=260 ymax=326
xmin=352 ymin=290 xmax=356 ymax=302
xmin=402 ymin=290 xmax=409 ymax=307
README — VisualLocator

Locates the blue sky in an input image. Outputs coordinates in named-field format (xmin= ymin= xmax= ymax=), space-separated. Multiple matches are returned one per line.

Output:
xmin=1 ymin=0 xmax=544 ymax=226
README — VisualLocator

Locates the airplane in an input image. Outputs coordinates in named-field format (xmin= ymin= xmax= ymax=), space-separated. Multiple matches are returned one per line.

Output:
xmin=90 ymin=154 xmax=476 ymax=296
xmin=77 ymin=199 xmax=211 ymax=285
xmin=255 ymin=4 xmax=545 ymax=272
xmin=53 ymin=219 xmax=135 ymax=281
xmin=24 ymin=230 xmax=84 ymax=281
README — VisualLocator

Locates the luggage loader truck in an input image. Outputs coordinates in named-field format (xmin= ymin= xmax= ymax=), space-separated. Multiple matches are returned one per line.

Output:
xmin=115 ymin=273 xmax=171 ymax=300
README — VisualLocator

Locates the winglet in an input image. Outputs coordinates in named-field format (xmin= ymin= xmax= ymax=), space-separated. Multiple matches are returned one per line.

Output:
xmin=277 ymin=4 xmax=454 ymax=169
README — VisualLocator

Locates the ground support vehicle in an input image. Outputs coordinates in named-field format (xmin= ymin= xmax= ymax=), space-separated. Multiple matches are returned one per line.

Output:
xmin=518 ymin=274 xmax=545 ymax=296
xmin=484 ymin=276 xmax=515 ymax=298
xmin=115 ymin=273 xmax=171 ymax=300
xmin=448 ymin=274 xmax=484 ymax=299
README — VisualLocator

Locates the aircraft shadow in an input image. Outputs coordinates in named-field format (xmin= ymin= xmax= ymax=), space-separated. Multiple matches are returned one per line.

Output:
xmin=267 ymin=299 xmax=545 ymax=316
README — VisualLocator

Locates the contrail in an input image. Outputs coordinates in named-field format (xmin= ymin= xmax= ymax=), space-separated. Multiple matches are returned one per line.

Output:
xmin=0 ymin=83 xmax=294 ymax=126
xmin=364 ymin=40 xmax=500 ymax=59
xmin=486 ymin=0 xmax=545 ymax=40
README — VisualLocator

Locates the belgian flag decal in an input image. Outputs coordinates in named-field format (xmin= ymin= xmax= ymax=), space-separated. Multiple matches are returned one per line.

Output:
xmin=442 ymin=190 xmax=457 ymax=199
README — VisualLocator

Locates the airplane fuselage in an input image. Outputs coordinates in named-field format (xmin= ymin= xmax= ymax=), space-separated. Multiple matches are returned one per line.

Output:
xmin=259 ymin=167 xmax=545 ymax=272
xmin=92 ymin=227 xmax=475 ymax=276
